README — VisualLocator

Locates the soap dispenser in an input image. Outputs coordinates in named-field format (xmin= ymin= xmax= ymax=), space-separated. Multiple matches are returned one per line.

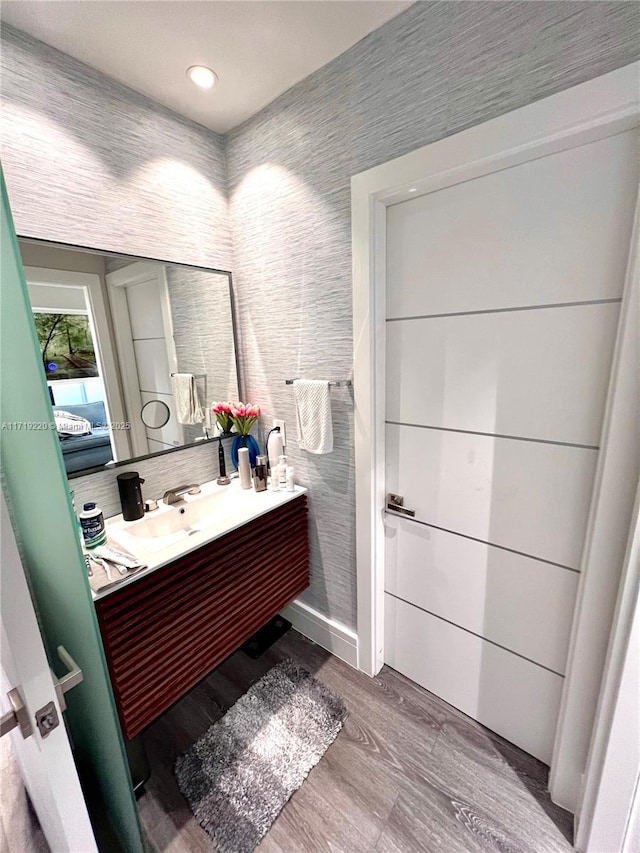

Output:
xmin=116 ymin=472 xmax=145 ymax=521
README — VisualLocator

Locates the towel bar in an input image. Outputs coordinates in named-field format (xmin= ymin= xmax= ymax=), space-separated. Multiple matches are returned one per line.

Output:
xmin=285 ymin=379 xmax=352 ymax=387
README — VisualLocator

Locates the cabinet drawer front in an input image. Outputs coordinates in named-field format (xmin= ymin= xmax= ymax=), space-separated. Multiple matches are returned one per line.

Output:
xmin=96 ymin=496 xmax=309 ymax=738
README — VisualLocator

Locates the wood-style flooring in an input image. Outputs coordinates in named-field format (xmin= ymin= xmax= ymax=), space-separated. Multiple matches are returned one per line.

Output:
xmin=138 ymin=630 xmax=574 ymax=853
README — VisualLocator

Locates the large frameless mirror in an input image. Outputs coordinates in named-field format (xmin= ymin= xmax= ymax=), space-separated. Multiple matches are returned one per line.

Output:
xmin=20 ymin=238 xmax=240 ymax=478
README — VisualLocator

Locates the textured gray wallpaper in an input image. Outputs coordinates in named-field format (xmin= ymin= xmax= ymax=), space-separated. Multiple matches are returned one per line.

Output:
xmin=0 ymin=25 xmax=232 ymax=271
xmin=225 ymin=1 xmax=640 ymax=629
xmin=2 ymin=4 xmax=639 ymax=632
xmin=1 ymin=24 xmax=234 ymax=531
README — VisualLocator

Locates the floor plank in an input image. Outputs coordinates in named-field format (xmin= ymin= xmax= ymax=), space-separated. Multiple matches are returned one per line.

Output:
xmin=375 ymin=783 xmax=496 ymax=853
xmin=425 ymin=716 xmax=574 ymax=852
xmin=138 ymin=629 xmax=573 ymax=852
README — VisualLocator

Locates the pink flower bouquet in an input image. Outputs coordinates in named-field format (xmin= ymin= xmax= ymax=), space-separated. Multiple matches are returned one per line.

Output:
xmin=211 ymin=402 xmax=234 ymax=435
xmin=230 ymin=402 xmax=260 ymax=436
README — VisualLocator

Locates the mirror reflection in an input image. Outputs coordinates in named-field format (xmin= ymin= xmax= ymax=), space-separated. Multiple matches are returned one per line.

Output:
xmin=20 ymin=239 xmax=240 ymax=478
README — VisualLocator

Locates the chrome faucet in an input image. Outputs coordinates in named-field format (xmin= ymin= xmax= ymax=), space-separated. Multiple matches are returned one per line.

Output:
xmin=163 ymin=484 xmax=201 ymax=505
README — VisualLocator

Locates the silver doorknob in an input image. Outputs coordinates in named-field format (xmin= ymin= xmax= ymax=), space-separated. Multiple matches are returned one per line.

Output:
xmin=386 ymin=493 xmax=416 ymax=517
xmin=0 ymin=687 xmax=33 ymax=739
xmin=1 ymin=646 xmax=83 ymax=740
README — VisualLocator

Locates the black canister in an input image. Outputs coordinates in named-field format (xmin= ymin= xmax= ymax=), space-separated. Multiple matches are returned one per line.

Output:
xmin=117 ymin=471 xmax=145 ymax=521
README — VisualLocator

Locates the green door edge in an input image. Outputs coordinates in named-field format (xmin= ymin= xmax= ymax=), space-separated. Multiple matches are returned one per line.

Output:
xmin=1 ymin=168 xmax=144 ymax=852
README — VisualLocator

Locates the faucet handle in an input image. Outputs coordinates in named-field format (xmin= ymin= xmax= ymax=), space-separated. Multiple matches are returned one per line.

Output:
xmin=162 ymin=484 xmax=202 ymax=504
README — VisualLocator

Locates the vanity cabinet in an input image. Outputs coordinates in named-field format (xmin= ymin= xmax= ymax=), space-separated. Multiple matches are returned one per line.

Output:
xmin=95 ymin=495 xmax=309 ymax=739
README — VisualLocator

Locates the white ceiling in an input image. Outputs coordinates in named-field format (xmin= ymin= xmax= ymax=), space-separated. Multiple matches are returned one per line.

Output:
xmin=1 ymin=1 xmax=413 ymax=133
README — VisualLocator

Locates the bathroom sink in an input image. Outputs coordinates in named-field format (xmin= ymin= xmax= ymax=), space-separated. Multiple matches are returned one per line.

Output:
xmin=105 ymin=476 xmax=305 ymax=560
xmin=109 ymin=507 xmax=202 ymax=551
xmin=108 ymin=480 xmax=242 ymax=551
xmin=111 ymin=492 xmax=227 ymax=550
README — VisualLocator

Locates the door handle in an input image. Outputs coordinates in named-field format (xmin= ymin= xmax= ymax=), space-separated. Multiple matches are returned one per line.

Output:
xmin=386 ymin=493 xmax=416 ymax=518
xmin=52 ymin=646 xmax=84 ymax=712
xmin=0 ymin=687 xmax=33 ymax=739
xmin=1 ymin=647 xmax=84 ymax=741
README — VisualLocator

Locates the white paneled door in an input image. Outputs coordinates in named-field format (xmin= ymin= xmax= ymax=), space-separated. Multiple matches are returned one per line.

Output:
xmin=383 ymin=128 xmax=639 ymax=764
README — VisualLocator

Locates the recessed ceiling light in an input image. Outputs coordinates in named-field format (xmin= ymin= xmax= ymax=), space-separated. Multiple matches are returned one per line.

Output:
xmin=408 ymin=187 xmax=418 ymax=193
xmin=187 ymin=65 xmax=217 ymax=89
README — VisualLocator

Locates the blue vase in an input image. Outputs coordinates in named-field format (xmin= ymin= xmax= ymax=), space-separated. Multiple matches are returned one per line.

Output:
xmin=231 ymin=433 xmax=260 ymax=469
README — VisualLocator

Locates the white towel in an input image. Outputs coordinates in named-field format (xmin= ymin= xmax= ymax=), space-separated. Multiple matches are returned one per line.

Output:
xmin=170 ymin=373 xmax=204 ymax=425
xmin=293 ymin=379 xmax=333 ymax=454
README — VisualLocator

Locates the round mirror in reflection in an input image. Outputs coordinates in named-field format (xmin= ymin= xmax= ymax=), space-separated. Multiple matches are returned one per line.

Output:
xmin=140 ymin=399 xmax=171 ymax=429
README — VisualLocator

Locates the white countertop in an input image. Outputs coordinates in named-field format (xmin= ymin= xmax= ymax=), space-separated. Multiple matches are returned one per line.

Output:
xmin=90 ymin=478 xmax=307 ymax=602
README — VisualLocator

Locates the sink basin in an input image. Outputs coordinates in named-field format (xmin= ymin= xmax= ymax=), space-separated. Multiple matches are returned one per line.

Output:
xmin=108 ymin=480 xmax=241 ymax=551
xmin=106 ymin=477 xmax=304 ymax=558
xmin=111 ymin=494 xmax=226 ymax=550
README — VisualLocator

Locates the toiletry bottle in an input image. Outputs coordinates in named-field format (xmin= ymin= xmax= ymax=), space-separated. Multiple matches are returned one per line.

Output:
xmin=271 ymin=460 xmax=281 ymax=491
xmin=237 ymin=446 xmax=252 ymax=490
xmin=253 ymin=455 xmax=268 ymax=492
xmin=79 ymin=502 xmax=107 ymax=549
xmin=278 ymin=454 xmax=288 ymax=488
xmin=267 ymin=426 xmax=284 ymax=474
xmin=286 ymin=466 xmax=295 ymax=492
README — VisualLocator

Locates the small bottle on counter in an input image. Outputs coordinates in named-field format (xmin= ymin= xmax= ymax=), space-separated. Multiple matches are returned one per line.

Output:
xmin=286 ymin=466 xmax=295 ymax=492
xmin=270 ymin=461 xmax=281 ymax=491
xmin=253 ymin=455 xmax=268 ymax=492
xmin=237 ymin=446 xmax=252 ymax=490
xmin=79 ymin=502 xmax=107 ymax=549
xmin=278 ymin=454 xmax=288 ymax=488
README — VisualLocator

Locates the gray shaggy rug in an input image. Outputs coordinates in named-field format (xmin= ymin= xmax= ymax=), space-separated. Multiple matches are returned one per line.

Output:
xmin=175 ymin=658 xmax=347 ymax=852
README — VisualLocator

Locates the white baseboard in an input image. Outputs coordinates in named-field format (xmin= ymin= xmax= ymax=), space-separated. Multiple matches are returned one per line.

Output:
xmin=281 ymin=599 xmax=359 ymax=669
